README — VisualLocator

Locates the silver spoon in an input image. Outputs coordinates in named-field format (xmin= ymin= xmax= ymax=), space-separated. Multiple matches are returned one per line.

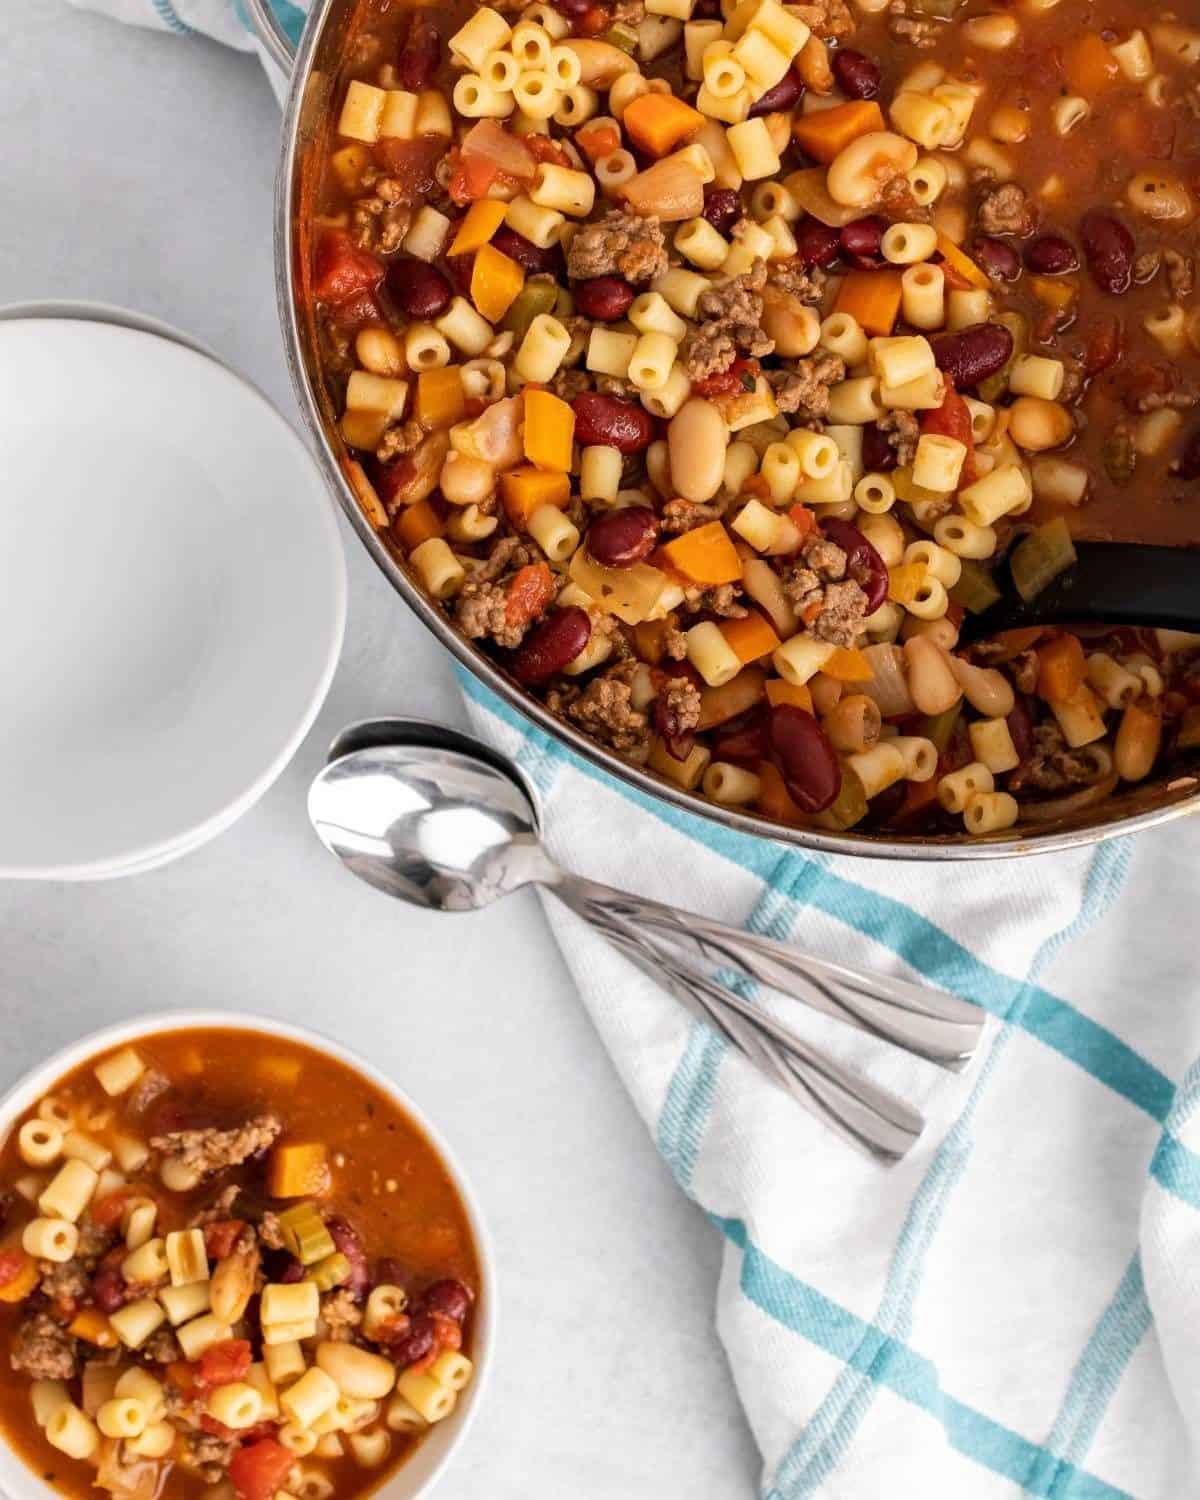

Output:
xmin=308 ymin=729 xmax=977 ymax=1160
xmin=321 ymin=719 xmax=984 ymax=1071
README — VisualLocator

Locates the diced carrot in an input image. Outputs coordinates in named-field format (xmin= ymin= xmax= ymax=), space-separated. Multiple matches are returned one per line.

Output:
xmin=0 ymin=1252 xmax=38 ymax=1304
xmin=471 ymin=242 xmax=525 ymax=323
xmin=791 ymin=100 xmax=885 ymax=163
xmin=822 ymin=646 xmax=874 ymax=682
xmin=505 ymin=562 xmax=556 ymax=628
xmin=740 ymin=473 xmax=772 ymax=500
xmin=935 ymin=233 xmax=991 ymax=291
xmin=887 ymin=562 xmax=927 ymax=605
xmin=68 ymin=1309 xmax=118 ymax=1348
xmin=897 ymin=774 xmax=941 ymax=821
xmin=765 ymin=679 xmax=814 ymax=712
xmin=658 ymin=521 xmax=742 ymax=586
xmin=1062 ymin=33 xmax=1120 ymax=94
xmin=833 ymin=269 xmax=903 ymax=336
xmin=756 ymin=761 xmax=806 ymax=824
xmin=395 ymin=498 xmax=444 ymax=552
xmin=500 ymin=467 xmax=571 ymax=528
xmin=523 ymin=389 xmax=576 ymax=473
xmin=1036 ymin=632 xmax=1086 ymax=702
xmin=416 ymin=367 xmax=466 ymax=431
xmin=719 ymin=611 xmax=781 ymax=664
xmin=623 ymin=95 xmax=705 ymax=158
xmin=990 ymin=626 xmax=1045 ymax=659
xmin=449 ymin=198 xmax=508 ymax=256
xmin=576 ymin=122 xmax=621 ymax=162
xmin=167 ymin=1362 xmax=198 ymax=1396
xmin=787 ymin=504 xmax=817 ymax=539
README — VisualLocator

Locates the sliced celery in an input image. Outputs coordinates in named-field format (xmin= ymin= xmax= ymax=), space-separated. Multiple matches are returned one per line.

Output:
xmin=604 ymin=21 xmax=639 ymax=51
xmin=502 ymin=279 xmax=557 ymax=342
xmin=949 ymin=559 xmax=1002 ymax=614
xmin=817 ymin=766 xmax=868 ymax=830
xmin=921 ymin=703 xmax=962 ymax=754
xmin=304 ymin=1252 xmax=352 ymax=1292
xmin=1009 ymin=517 xmax=1078 ymax=602
xmin=277 ymin=1203 xmax=336 ymax=1267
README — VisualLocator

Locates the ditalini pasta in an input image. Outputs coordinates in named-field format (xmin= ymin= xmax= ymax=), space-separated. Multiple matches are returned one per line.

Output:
xmin=0 ymin=1027 xmax=480 ymax=1499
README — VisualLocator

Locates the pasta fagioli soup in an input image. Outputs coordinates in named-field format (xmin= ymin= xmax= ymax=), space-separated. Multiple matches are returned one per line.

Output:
xmin=0 ymin=1029 xmax=480 ymax=1500
xmin=307 ymin=0 xmax=1200 ymax=838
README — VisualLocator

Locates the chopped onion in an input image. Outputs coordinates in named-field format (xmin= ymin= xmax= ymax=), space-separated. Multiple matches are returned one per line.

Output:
xmin=1019 ymin=774 xmax=1118 ymax=823
xmin=461 ymin=121 xmax=535 ymax=183
xmin=859 ymin=643 xmax=915 ymax=718
xmin=621 ymin=157 xmax=705 ymax=222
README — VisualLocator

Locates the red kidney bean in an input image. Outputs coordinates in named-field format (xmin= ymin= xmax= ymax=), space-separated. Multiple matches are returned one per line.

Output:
xmin=692 ymin=0 xmax=722 ymax=16
xmin=794 ymin=217 xmax=842 ymax=269
xmin=929 ymin=322 xmax=1014 ymax=389
xmin=767 ymin=706 xmax=841 ymax=813
xmin=387 ymin=1312 xmax=437 ymax=1367
xmin=555 ymin=0 xmax=591 ymax=14
xmin=860 ymin=422 xmax=897 ymax=473
xmin=397 ymin=14 xmax=440 ymax=91
xmin=419 ymin=1279 xmax=474 ymax=1322
xmin=1023 ymin=233 xmax=1079 ymax=275
xmin=1006 ymin=694 xmax=1035 ymax=762
xmin=749 ymin=67 xmax=804 ymax=116
xmin=510 ymin=608 xmax=592 ymax=684
xmin=972 ymin=236 xmax=1021 ymax=281
xmin=702 ymin=188 xmax=742 ymax=235
xmin=1080 ymin=209 xmax=1135 ymax=295
xmin=0 ymin=1193 xmax=11 ymax=1235
xmin=571 ymin=392 xmax=656 ymax=453
xmin=586 ymin=506 xmax=658 ymax=568
xmin=372 ymin=1257 xmax=410 ymax=1291
xmin=92 ymin=1265 xmax=128 ymax=1313
xmin=839 ymin=216 xmax=886 ymax=270
xmin=819 ymin=518 xmax=889 ymax=614
xmin=387 ymin=259 xmax=452 ymax=320
xmin=832 ymin=48 xmax=880 ymax=99
xmin=710 ymin=707 xmax=768 ymax=766
xmin=491 ymin=225 xmax=563 ymax=275
xmin=653 ymin=663 xmax=701 ymax=761
xmin=1177 ymin=426 xmax=1200 ymax=480
xmin=326 ymin=1218 xmax=369 ymax=1300
xmin=574 ymin=275 xmax=634 ymax=322
xmin=279 ymin=1258 xmax=305 ymax=1284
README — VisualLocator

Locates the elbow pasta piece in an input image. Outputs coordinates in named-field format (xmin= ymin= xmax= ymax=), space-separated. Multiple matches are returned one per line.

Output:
xmin=1086 ymin=652 xmax=1143 ymax=710
xmin=410 ymin=539 xmax=467 ymax=600
xmin=94 ymin=1049 xmax=145 ymax=1097
xmin=530 ymin=163 xmax=596 ymax=215
xmin=911 ymin=434 xmax=967 ymax=493
xmin=38 ymin=1160 xmax=98 ymax=1223
xmin=819 ymin=313 xmax=869 ymax=365
xmin=628 ymin=332 xmax=678 ymax=390
xmin=854 ymin=472 xmax=896 ymax=514
xmin=450 ymin=8 xmax=513 ymax=69
xmin=703 ymin=762 xmax=763 ymax=805
xmin=110 ymin=1299 xmax=168 ymax=1351
xmin=349 ymin=1429 xmax=393 ymax=1468
xmin=968 ymin=717 xmax=1020 ymax=773
xmin=97 ymin=1398 xmax=150 ymax=1440
xmin=281 ymin=1368 xmax=341 ymax=1430
xmin=963 ymin=790 xmax=1019 ymax=835
xmin=937 ymin=761 xmax=994 ymax=813
xmin=516 ymin=314 xmax=572 ymax=381
xmin=396 ymin=1369 xmax=458 ymax=1424
xmin=686 ymin=621 xmax=743 ymax=685
xmin=453 ymin=74 xmax=515 ymax=119
xmin=18 ymin=1120 xmax=63 ymax=1169
xmin=640 ymin=363 xmax=693 ymax=418
xmin=45 ymin=1404 xmax=100 ymax=1462
xmin=23 ymin=1217 xmax=78 ymax=1263
xmin=208 ymin=1383 xmax=264 ymax=1431
xmin=31 ymin=1380 xmax=71 ymax=1429
xmin=900 ymin=263 xmax=945 ymax=331
xmin=847 ymin=743 xmax=907 ymax=798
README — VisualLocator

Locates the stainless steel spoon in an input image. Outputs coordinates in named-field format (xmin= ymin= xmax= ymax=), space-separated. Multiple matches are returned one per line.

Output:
xmin=309 ymin=724 xmax=982 ymax=1160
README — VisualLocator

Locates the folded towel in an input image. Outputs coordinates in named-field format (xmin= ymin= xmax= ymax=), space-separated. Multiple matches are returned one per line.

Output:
xmin=68 ymin=3 xmax=1200 ymax=1491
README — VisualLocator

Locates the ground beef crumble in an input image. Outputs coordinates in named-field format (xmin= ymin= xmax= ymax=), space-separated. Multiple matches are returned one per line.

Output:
xmin=661 ymin=498 xmax=724 ymax=534
xmin=1008 ymin=721 xmax=1100 ymax=793
xmin=11 ymin=1312 xmax=77 ymax=1381
xmin=454 ymin=539 xmax=544 ymax=650
xmin=184 ymin=1431 xmax=240 ymax=1485
xmin=877 ymin=409 xmax=920 ymax=466
xmin=322 ymin=1288 xmax=365 ymax=1341
xmin=151 ymin=1115 xmax=282 ymax=1182
xmin=257 ymin=1209 xmax=287 ymax=1252
xmin=682 ymin=582 xmax=748 ymax=618
xmin=767 ymin=350 xmax=846 ymax=422
xmin=887 ymin=0 xmax=940 ymax=46
xmin=143 ymin=1327 xmax=183 ymax=1365
xmin=976 ymin=183 xmax=1037 ymax=237
xmin=567 ymin=209 xmax=669 ymax=283
xmin=792 ymin=0 xmax=855 ymax=38
xmin=351 ymin=176 xmax=412 ymax=255
xmin=565 ymin=661 xmax=651 ymax=756
xmin=683 ymin=260 xmax=774 ymax=381
xmin=780 ymin=535 xmax=869 ymax=647
xmin=128 ymin=1069 xmax=169 ymax=1114
xmin=765 ymin=259 xmax=827 ymax=303
xmin=657 ymin=675 xmax=702 ymax=736
xmin=376 ymin=420 xmax=425 ymax=463
xmin=37 ymin=1259 xmax=89 ymax=1306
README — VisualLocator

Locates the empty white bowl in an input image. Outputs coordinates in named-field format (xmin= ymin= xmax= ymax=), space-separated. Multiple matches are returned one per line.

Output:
xmin=0 ymin=316 xmax=346 ymax=880
xmin=0 ymin=1010 xmax=495 ymax=1500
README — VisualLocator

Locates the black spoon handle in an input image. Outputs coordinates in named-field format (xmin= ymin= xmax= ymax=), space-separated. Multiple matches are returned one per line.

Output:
xmin=958 ymin=542 xmax=1200 ymax=643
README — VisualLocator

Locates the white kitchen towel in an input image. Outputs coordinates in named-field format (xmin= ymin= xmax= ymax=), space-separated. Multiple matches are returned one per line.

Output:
xmin=66 ymin=2 xmax=1200 ymax=1493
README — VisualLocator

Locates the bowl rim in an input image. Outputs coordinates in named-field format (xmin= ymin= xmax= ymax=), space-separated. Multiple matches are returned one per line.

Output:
xmin=0 ymin=1009 xmax=495 ymax=1500
xmin=269 ymin=0 xmax=1200 ymax=862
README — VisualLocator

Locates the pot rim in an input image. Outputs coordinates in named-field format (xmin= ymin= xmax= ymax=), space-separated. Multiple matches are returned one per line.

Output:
xmin=269 ymin=0 xmax=1200 ymax=861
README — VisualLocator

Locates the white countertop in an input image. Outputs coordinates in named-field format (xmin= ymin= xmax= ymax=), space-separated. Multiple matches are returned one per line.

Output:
xmin=0 ymin=4 xmax=759 ymax=1494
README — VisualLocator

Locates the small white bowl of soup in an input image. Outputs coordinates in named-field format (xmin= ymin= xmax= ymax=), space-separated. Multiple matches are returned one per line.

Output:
xmin=0 ymin=1013 xmax=494 ymax=1500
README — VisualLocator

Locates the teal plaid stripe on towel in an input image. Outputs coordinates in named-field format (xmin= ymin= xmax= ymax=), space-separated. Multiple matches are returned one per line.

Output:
xmin=69 ymin=1 xmax=1200 ymax=1489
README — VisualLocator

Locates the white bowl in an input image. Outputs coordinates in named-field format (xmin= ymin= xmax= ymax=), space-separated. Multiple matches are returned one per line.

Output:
xmin=0 ymin=317 xmax=347 ymax=881
xmin=0 ymin=1011 xmax=495 ymax=1500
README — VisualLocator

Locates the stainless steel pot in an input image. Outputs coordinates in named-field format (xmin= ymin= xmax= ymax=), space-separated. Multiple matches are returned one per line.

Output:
xmin=247 ymin=0 xmax=1200 ymax=860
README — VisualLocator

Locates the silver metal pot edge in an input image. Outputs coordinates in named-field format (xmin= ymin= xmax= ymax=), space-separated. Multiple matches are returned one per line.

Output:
xmin=250 ymin=0 xmax=1200 ymax=861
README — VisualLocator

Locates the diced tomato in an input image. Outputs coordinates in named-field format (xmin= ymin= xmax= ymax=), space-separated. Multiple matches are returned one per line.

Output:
xmin=576 ymin=123 xmax=621 ymax=162
xmin=89 ymin=1189 xmax=132 ymax=1230
xmin=577 ymin=4 xmax=608 ymax=33
xmin=373 ymin=136 xmax=445 ymax=199
xmin=524 ymin=133 xmax=572 ymax=168
xmin=787 ymin=504 xmax=816 ymax=539
xmin=504 ymin=562 xmax=556 ymax=629
xmin=448 ymin=151 xmax=501 ymax=206
xmin=692 ymin=357 xmax=758 ymax=398
xmin=197 ymin=1340 xmax=253 ymax=1392
xmin=1083 ymin=317 xmax=1122 ymax=377
xmin=920 ymin=384 xmax=976 ymax=485
xmin=0 ymin=1251 xmax=25 ymax=1289
xmin=229 ymin=1439 xmax=296 ymax=1500
xmin=203 ymin=1220 xmax=246 ymax=1262
xmin=203 ymin=1414 xmax=277 ymax=1444
xmin=166 ymin=1362 xmax=197 ymax=1397
xmin=312 ymin=230 xmax=385 ymax=306
xmin=740 ymin=473 xmax=771 ymax=500
xmin=326 ymin=287 xmax=383 ymax=331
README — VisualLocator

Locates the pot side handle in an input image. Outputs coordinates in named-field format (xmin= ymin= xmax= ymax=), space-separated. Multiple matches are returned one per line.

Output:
xmin=243 ymin=0 xmax=297 ymax=74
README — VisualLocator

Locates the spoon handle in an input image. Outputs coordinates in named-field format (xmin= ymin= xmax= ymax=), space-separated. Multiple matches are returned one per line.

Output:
xmin=561 ymin=892 xmax=924 ymax=1164
xmin=562 ymin=876 xmax=983 ymax=1071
